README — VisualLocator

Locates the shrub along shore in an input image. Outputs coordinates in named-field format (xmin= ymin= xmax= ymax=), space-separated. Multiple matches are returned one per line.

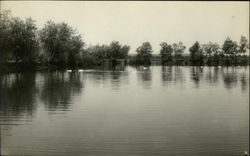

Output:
xmin=0 ymin=10 xmax=249 ymax=73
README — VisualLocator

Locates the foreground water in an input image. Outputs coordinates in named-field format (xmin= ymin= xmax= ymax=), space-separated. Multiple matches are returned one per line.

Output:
xmin=0 ymin=66 xmax=249 ymax=156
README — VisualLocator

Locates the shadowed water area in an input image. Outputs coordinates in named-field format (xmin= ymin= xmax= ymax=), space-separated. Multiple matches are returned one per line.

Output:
xmin=0 ymin=66 xmax=249 ymax=156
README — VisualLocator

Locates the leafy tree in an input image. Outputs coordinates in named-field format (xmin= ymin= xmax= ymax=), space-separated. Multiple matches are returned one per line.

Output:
xmin=8 ymin=17 xmax=39 ymax=64
xmin=238 ymin=36 xmax=249 ymax=65
xmin=109 ymin=41 xmax=130 ymax=60
xmin=202 ymin=42 xmax=220 ymax=66
xmin=0 ymin=10 xmax=39 ymax=65
xmin=85 ymin=44 xmax=109 ymax=65
xmin=80 ymin=49 xmax=96 ymax=66
xmin=39 ymin=21 xmax=84 ymax=67
xmin=136 ymin=42 xmax=152 ymax=66
xmin=222 ymin=37 xmax=238 ymax=55
xmin=67 ymin=35 xmax=84 ymax=67
xmin=160 ymin=42 xmax=173 ymax=65
xmin=222 ymin=37 xmax=238 ymax=65
xmin=238 ymin=35 xmax=249 ymax=54
xmin=83 ymin=42 xmax=130 ymax=66
xmin=0 ymin=10 xmax=12 ymax=64
xmin=172 ymin=42 xmax=185 ymax=65
xmin=120 ymin=45 xmax=130 ymax=59
xmin=212 ymin=48 xmax=224 ymax=66
xmin=189 ymin=41 xmax=203 ymax=66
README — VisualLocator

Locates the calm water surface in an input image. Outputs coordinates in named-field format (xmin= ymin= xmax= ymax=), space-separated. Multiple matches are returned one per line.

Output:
xmin=0 ymin=66 xmax=249 ymax=156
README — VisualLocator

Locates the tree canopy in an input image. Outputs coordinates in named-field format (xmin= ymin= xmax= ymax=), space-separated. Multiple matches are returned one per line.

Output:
xmin=189 ymin=41 xmax=203 ymax=66
xmin=136 ymin=42 xmax=153 ymax=66
xmin=0 ymin=9 xmax=249 ymax=72
xmin=201 ymin=42 xmax=220 ymax=65
xmin=39 ymin=21 xmax=84 ymax=67
xmin=0 ymin=10 xmax=39 ymax=65
xmin=160 ymin=42 xmax=173 ymax=65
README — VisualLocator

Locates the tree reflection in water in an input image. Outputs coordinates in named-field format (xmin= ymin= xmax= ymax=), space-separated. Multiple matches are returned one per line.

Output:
xmin=222 ymin=67 xmax=238 ymax=90
xmin=173 ymin=66 xmax=184 ymax=84
xmin=0 ymin=66 xmax=247 ymax=118
xmin=0 ymin=73 xmax=37 ymax=133
xmin=205 ymin=67 xmax=219 ymax=85
xmin=40 ymin=71 xmax=83 ymax=111
xmin=238 ymin=67 xmax=249 ymax=93
xmin=240 ymin=73 xmax=248 ymax=92
xmin=110 ymin=71 xmax=129 ymax=90
xmin=161 ymin=66 xmax=185 ymax=87
xmin=190 ymin=66 xmax=204 ymax=88
xmin=85 ymin=68 xmax=128 ymax=91
xmin=136 ymin=66 xmax=152 ymax=89
xmin=0 ymin=73 xmax=37 ymax=118
xmin=161 ymin=66 xmax=173 ymax=85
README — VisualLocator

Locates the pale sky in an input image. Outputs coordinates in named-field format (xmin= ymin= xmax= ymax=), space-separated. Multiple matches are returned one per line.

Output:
xmin=1 ymin=1 xmax=249 ymax=54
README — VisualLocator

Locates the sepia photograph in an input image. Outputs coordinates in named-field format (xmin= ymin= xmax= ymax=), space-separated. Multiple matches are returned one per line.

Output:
xmin=0 ymin=1 xmax=249 ymax=156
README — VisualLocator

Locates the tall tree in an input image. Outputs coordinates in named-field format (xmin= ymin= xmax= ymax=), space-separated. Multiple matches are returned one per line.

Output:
xmin=238 ymin=35 xmax=249 ymax=55
xmin=8 ymin=17 xmax=39 ymax=64
xmin=238 ymin=36 xmax=249 ymax=65
xmin=222 ymin=37 xmax=238 ymax=65
xmin=0 ymin=10 xmax=12 ymax=64
xmin=160 ymin=42 xmax=173 ymax=65
xmin=120 ymin=45 xmax=130 ymax=59
xmin=39 ymin=21 xmax=84 ymax=67
xmin=202 ymin=42 xmax=220 ymax=66
xmin=108 ymin=41 xmax=130 ymax=60
xmin=172 ymin=42 xmax=185 ymax=65
xmin=136 ymin=42 xmax=152 ymax=66
xmin=109 ymin=41 xmax=121 ymax=60
xmin=67 ymin=35 xmax=84 ymax=67
xmin=89 ymin=44 xmax=109 ymax=61
xmin=189 ymin=41 xmax=203 ymax=66
xmin=212 ymin=48 xmax=224 ymax=66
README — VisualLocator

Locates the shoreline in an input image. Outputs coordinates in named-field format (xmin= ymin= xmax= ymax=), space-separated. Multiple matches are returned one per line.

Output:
xmin=1 ymin=63 xmax=249 ymax=74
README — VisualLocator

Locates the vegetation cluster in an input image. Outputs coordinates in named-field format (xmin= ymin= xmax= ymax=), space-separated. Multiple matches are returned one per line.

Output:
xmin=0 ymin=11 xmax=249 ymax=72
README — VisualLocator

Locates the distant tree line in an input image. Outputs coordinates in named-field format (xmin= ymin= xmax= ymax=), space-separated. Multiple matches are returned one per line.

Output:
xmin=0 ymin=10 xmax=249 ymax=72
xmin=159 ymin=37 xmax=249 ymax=66
xmin=188 ymin=37 xmax=249 ymax=66
xmin=130 ymin=37 xmax=249 ymax=66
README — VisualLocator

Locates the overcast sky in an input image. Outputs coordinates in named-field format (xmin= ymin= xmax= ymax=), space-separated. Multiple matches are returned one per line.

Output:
xmin=1 ymin=1 xmax=249 ymax=54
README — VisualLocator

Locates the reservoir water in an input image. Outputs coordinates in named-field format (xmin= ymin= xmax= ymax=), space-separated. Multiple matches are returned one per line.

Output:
xmin=0 ymin=66 xmax=249 ymax=156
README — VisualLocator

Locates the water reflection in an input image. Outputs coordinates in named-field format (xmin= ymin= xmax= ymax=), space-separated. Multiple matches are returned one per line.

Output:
xmin=240 ymin=73 xmax=248 ymax=92
xmin=161 ymin=66 xmax=173 ymax=87
xmin=0 ymin=66 xmax=248 ymax=116
xmin=190 ymin=67 xmax=204 ymax=87
xmin=110 ymin=71 xmax=129 ymax=90
xmin=222 ymin=67 xmax=238 ymax=90
xmin=204 ymin=67 xmax=219 ymax=85
xmin=161 ymin=66 xmax=185 ymax=87
xmin=173 ymin=66 xmax=185 ymax=83
xmin=0 ymin=73 xmax=37 ymax=117
xmin=88 ymin=71 xmax=110 ymax=85
xmin=136 ymin=66 xmax=152 ymax=89
xmin=102 ymin=62 xmax=126 ymax=71
xmin=40 ymin=72 xmax=83 ymax=111
xmin=86 ymin=69 xmax=129 ymax=90
xmin=0 ymin=66 xmax=248 ymax=156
